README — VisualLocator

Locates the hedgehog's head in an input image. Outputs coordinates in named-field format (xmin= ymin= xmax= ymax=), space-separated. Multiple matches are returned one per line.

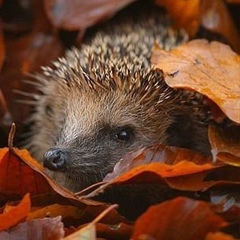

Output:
xmin=28 ymin=49 xmax=177 ymax=191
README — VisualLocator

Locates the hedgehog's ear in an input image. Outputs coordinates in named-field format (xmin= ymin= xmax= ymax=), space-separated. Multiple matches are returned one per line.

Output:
xmin=166 ymin=110 xmax=210 ymax=155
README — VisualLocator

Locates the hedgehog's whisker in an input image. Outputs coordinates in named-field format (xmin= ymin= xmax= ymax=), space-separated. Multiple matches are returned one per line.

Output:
xmin=13 ymin=89 xmax=40 ymax=99
xmin=22 ymin=79 xmax=43 ymax=88
xmin=15 ymin=99 xmax=37 ymax=105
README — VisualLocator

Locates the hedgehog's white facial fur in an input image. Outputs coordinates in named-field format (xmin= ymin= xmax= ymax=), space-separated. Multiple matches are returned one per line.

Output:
xmin=26 ymin=12 xmax=195 ymax=191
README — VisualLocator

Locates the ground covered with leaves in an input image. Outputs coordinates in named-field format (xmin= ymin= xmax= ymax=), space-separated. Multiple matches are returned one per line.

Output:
xmin=0 ymin=0 xmax=240 ymax=239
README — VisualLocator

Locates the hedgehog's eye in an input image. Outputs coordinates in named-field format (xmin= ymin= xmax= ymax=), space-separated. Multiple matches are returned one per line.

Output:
xmin=113 ymin=127 xmax=134 ymax=142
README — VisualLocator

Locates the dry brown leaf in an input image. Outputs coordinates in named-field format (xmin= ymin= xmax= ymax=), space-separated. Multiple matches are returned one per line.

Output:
xmin=0 ymin=194 xmax=30 ymax=231
xmin=104 ymin=144 xmax=212 ymax=181
xmin=12 ymin=148 xmax=104 ymax=206
xmin=77 ymin=205 xmax=129 ymax=225
xmin=73 ymin=222 xmax=132 ymax=240
xmin=0 ymin=216 xmax=64 ymax=240
xmin=204 ymin=98 xmax=227 ymax=123
xmin=151 ymin=39 xmax=240 ymax=123
xmin=64 ymin=204 xmax=118 ymax=239
xmin=95 ymin=222 xmax=132 ymax=240
xmin=44 ymin=0 xmax=134 ymax=31
xmin=0 ymin=148 xmax=53 ymax=196
xmin=0 ymin=146 xmax=105 ymax=207
xmin=156 ymin=0 xmax=200 ymax=36
xmin=83 ymin=142 xmax=240 ymax=200
xmin=64 ymin=223 xmax=96 ymax=240
xmin=200 ymin=0 xmax=240 ymax=53
xmin=208 ymin=124 xmax=240 ymax=165
xmin=28 ymin=194 xmax=129 ymax=232
xmin=0 ymin=147 xmax=128 ymax=228
xmin=132 ymin=197 xmax=227 ymax=240
xmin=157 ymin=0 xmax=240 ymax=52
xmin=83 ymin=161 xmax=222 ymax=199
xmin=206 ymin=232 xmax=237 ymax=240
xmin=27 ymin=203 xmax=83 ymax=222
xmin=0 ymin=0 xmax=63 ymax=126
xmin=108 ymin=161 xmax=220 ymax=190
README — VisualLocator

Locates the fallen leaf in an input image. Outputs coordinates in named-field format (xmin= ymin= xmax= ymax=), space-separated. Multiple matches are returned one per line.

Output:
xmin=104 ymin=144 xmax=212 ymax=181
xmin=132 ymin=197 xmax=227 ymax=240
xmin=108 ymin=161 xmax=220 ymax=190
xmin=0 ymin=193 xmax=31 ymax=231
xmin=63 ymin=204 xmax=118 ymax=239
xmin=0 ymin=0 xmax=63 ymax=127
xmin=44 ymin=0 xmax=134 ymax=31
xmin=156 ymin=0 xmax=200 ymax=36
xmin=83 ymin=160 xmax=222 ymax=199
xmin=71 ymin=222 xmax=132 ymax=240
xmin=204 ymin=97 xmax=227 ymax=123
xmin=0 ymin=216 xmax=64 ymax=240
xmin=77 ymin=205 xmax=129 ymax=226
xmin=0 ymin=147 xmax=128 ymax=228
xmin=12 ymin=147 xmax=104 ymax=206
xmin=208 ymin=124 xmax=240 ymax=165
xmin=83 ymin=142 xmax=240 ymax=201
xmin=95 ymin=222 xmax=132 ymax=240
xmin=151 ymin=39 xmax=240 ymax=123
xmin=0 ymin=146 xmax=105 ymax=208
xmin=200 ymin=0 xmax=240 ymax=53
xmin=27 ymin=203 xmax=83 ymax=222
xmin=206 ymin=232 xmax=236 ymax=240
xmin=0 ymin=148 xmax=52 ymax=196
xmin=64 ymin=223 xmax=96 ymax=240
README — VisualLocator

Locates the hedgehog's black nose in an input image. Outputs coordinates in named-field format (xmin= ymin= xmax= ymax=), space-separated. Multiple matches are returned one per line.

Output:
xmin=43 ymin=148 xmax=67 ymax=170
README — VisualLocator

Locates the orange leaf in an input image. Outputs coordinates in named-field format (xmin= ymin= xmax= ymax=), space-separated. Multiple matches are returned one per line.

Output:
xmin=44 ymin=0 xmax=135 ymax=30
xmin=104 ymin=144 xmax=212 ymax=181
xmin=151 ymin=39 xmax=240 ymax=123
xmin=132 ymin=197 xmax=227 ymax=240
xmin=0 ymin=148 xmax=53 ymax=196
xmin=111 ymin=161 xmax=220 ymax=190
xmin=0 ymin=216 xmax=64 ymax=240
xmin=27 ymin=203 xmax=83 ymax=221
xmin=0 ymin=193 xmax=31 ymax=231
xmin=200 ymin=0 xmax=240 ymax=53
xmin=12 ymin=148 xmax=103 ymax=206
xmin=101 ymin=145 xmax=218 ymax=192
xmin=208 ymin=124 xmax=240 ymax=166
xmin=0 ymin=0 xmax=63 ymax=127
xmin=95 ymin=222 xmax=132 ymax=240
xmin=206 ymin=232 xmax=236 ymax=240
xmin=64 ymin=223 xmax=96 ymax=239
xmin=156 ymin=0 xmax=200 ymax=36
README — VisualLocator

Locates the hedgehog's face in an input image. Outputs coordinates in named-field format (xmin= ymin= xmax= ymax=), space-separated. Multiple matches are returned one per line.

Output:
xmin=31 ymin=83 xmax=172 ymax=191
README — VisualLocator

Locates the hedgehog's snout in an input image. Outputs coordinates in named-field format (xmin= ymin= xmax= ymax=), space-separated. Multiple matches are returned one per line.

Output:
xmin=43 ymin=148 xmax=67 ymax=171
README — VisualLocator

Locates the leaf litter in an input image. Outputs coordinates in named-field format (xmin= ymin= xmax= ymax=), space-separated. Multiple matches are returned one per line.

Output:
xmin=0 ymin=0 xmax=240 ymax=239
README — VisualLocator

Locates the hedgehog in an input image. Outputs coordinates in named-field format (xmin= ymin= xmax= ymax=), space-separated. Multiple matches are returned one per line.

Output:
xmin=24 ymin=10 xmax=210 ymax=192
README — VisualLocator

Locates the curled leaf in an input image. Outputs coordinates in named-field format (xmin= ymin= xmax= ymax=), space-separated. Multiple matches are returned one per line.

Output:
xmin=44 ymin=0 xmax=134 ymax=30
xmin=0 ymin=216 xmax=64 ymax=240
xmin=132 ymin=197 xmax=227 ymax=240
xmin=152 ymin=39 xmax=240 ymax=123
xmin=0 ymin=194 xmax=31 ymax=231
xmin=208 ymin=124 xmax=240 ymax=165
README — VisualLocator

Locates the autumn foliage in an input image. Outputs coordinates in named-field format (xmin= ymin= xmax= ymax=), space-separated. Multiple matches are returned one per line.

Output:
xmin=0 ymin=0 xmax=240 ymax=239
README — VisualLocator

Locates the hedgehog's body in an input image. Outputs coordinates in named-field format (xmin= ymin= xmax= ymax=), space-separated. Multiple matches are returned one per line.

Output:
xmin=27 ymin=12 xmax=209 ymax=191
